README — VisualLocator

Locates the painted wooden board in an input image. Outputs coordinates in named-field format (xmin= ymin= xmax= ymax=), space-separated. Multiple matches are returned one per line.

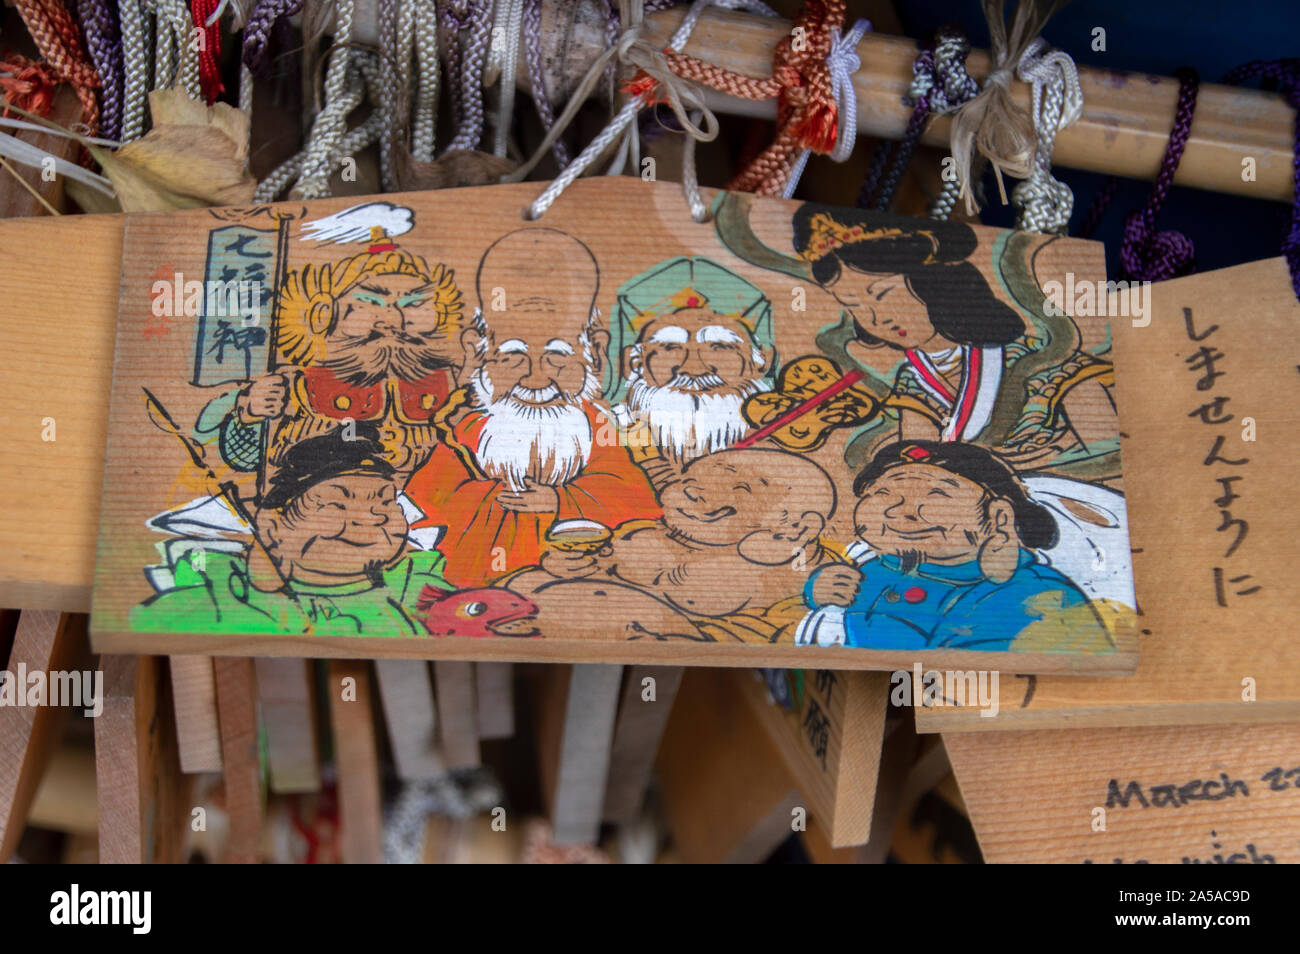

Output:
xmin=0 ymin=611 xmax=80 ymax=861
xmin=918 ymin=257 xmax=1298 ymax=732
xmin=213 ymin=656 xmax=264 ymax=863
xmin=657 ymin=666 xmax=802 ymax=863
xmin=255 ymin=656 xmax=322 ymax=792
xmin=169 ymin=656 xmax=223 ymax=772
xmin=946 ymin=721 xmax=1300 ymax=864
xmin=602 ymin=665 xmax=684 ymax=824
xmin=327 ymin=659 xmax=384 ymax=863
xmin=94 ymin=654 xmax=188 ymax=864
xmin=433 ymin=660 xmax=480 ymax=769
xmin=375 ymin=658 xmax=443 ymax=778
xmin=89 ymin=178 xmax=1133 ymax=673
xmin=736 ymin=667 xmax=888 ymax=847
xmin=0 ymin=213 xmax=122 ymax=611
xmin=475 ymin=662 xmax=516 ymax=740
xmin=534 ymin=663 xmax=623 ymax=844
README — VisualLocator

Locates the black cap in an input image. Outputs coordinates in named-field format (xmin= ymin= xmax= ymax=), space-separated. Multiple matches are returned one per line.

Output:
xmin=261 ymin=425 xmax=396 ymax=512
xmin=854 ymin=440 xmax=1058 ymax=550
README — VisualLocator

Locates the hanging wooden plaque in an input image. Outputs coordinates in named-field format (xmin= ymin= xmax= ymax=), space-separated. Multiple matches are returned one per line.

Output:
xmin=90 ymin=177 xmax=1138 ymax=670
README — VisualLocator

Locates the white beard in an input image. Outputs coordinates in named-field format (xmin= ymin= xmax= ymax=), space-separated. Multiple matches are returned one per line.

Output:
xmin=623 ymin=372 xmax=769 ymax=462
xmin=471 ymin=369 xmax=597 ymax=490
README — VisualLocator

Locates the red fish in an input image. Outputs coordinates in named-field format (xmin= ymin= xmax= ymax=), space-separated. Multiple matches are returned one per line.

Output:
xmin=417 ymin=585 xmax=540 ymax=638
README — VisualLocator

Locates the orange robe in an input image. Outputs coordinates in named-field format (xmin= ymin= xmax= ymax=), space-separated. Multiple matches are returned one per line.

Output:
xmin=406 ymin=400 xmax=662 ymax=587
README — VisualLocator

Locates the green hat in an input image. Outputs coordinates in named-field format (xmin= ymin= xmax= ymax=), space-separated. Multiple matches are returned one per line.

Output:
xmin=605 ymin=256 xmax=774 ymax=400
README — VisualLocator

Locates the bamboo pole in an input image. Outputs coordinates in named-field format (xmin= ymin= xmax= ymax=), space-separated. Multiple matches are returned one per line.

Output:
xmin=530 ymin=3 xmax=1294 ymax=203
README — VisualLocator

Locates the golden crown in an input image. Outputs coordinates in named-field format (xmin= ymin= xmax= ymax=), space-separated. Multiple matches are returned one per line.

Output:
xmin=797 ymin=212 xmax=939 ymax=264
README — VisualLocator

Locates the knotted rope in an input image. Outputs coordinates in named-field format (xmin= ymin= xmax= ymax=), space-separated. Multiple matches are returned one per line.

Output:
xmin=858 ymin=25 xmax=976 ymax=213
xmin=947 ymin=0 xmax=1061 ymax=215
xmin=663 ymin=0 xmax=846 ymax=195
xmin=781 ymin=17 xmax=870 ymax=199
xmin=511 ymin=0 xmax=755 ymax=221
xmin=1119 ymin=67 xmax=1198 ymax=282
xmin=1011 ymin=37 xmax=1082 ymax=233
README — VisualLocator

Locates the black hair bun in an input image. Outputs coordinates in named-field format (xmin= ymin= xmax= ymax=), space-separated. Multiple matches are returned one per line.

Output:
xmin=854 ymin=439 xmax=1058 ymax=551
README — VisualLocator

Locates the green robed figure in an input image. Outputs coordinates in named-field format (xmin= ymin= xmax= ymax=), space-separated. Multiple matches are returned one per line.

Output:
xmin=132 ymin=427 xmax=454 ymax=636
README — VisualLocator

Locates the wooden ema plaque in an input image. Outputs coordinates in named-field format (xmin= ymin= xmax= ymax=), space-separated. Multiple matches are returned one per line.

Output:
xmin=90 ymin=178 xmax=1137 ymax=670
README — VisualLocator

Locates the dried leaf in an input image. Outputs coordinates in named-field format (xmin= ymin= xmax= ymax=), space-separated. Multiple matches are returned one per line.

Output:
xmin=96 ymin=88 xmax=257 ymax=212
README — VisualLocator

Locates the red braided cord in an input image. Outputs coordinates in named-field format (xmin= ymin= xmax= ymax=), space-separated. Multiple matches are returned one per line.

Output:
xmin=192 ymin=0 xmax=225 ymax=104
xmin=12 ymin=0 xmax=100 ymax=131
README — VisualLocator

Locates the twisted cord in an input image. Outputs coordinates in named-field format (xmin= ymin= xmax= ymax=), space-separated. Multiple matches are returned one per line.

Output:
xmin=522 ymin=0 xmax=567 ymax=167
xmin=77 ymin=0 xmax=123 ymax=139
xmin=295 ymin=0 xmax=355 ymax=197
xmin=1011 ymin=37 xmax=1082 ymax=233
xmin=410 ymin=0 xmax=438 ymax=161
xmin=491 ymin=0 xmax=523 ymax=157
xmin=118 ymin=0 xmax=149 ymax=139
xmin=781 ymin=17 xmax=870 ymax=199
xmin=438 ymin=0 xmax=464 ymax=136
xmin=1222 ymin=59 xmax=1300 ymax=302
xmin=255 ymin=102 xmax=382 ymax=201
xmin=377 ymin=0 xmax=398 ymax=188
xmin=523 ymin=0 xmax=738 ymax=220
xmin=149 ymin=0 xmax=201 ymax=98
xmin=13 ymin=0 xmax=102 ymax=130
xmin=242 ymin=0 xmax=303 ymax=77
xmin=191 ymin=0 xmax=225 ymax=103
xmin=858 ymin=27 xmax=975 ymax=214
xmin=444 ymin=0 xmax=492 ymax=151
xmin=1120 ymin=67 xmax=1198 ymax=282
xmin=148 ymin=0 xmax=176 ymax=91
xmin=261 ymin=48 xmax=380 ymax=200
xmin=729 ymin=0 xmax=846 ymax=195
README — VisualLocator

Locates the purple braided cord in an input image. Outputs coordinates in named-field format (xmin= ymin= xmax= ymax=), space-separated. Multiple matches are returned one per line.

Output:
xmin=874 ymin=97 xmax=931 ymax=211
xmin=857 ymin=138 xmax=895 ymax=208
xmin=523 ymin=0 xmax=569 ymax=168
xmin=76 ymin=0 xmax=123 ymax=141
xmin=1077 ymin=175 xmax=1119 ymax=240
xmin=859 ymin=49 xmax=934 ymax=209
xmin=441 ymin=2 xmax=466 ymax=135
xmin=243 ymin=0 xmax=305 ymax=78
xmin=1120 ymin=67 xmax=1199 ymax=282
xmin=1222 ymin=58 xmax=1300 ymax=303
xmin=859 ymin=28 xmax=974 ymax=212
xmin=446 ymin=0 xmax=494 ymax=151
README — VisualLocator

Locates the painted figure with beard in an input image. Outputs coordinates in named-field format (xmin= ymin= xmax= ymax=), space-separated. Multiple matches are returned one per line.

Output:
xmin=505 ymin=448 xmax=841 ymax=643
xmin=406 ymin=228 xmax=661 ymax=588
xmin=197 ymin=227 xmax=465 ymax=477
xmin=799 ymin=440 xmax=1116 ymax=653
xmin=607 ymin=257 xmax=774 ymax=490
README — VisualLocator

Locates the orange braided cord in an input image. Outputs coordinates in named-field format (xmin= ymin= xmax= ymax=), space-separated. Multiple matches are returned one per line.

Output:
xmin=729 ymin=0 xmax=845 ymax=194
xmin=13 ymin=0 xmax=100 ymax=131
xmin=660 ymin=49 xmax=782 ymax=101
